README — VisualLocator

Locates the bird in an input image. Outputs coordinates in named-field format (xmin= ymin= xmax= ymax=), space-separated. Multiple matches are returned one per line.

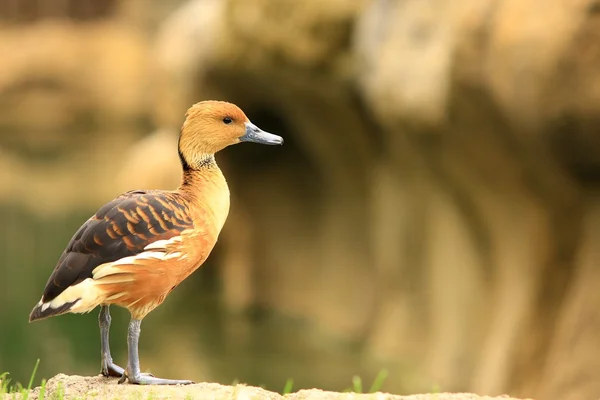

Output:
xmin=28 ymin=100 xmax=284 ymax=385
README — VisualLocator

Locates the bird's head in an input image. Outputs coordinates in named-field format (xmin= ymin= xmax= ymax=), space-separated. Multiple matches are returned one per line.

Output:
xmin=178 ymin=100 xmax=283 ymax=169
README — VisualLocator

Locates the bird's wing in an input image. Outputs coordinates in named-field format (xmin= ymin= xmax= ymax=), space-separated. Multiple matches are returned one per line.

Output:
xmin=41 ymin=190 xmax=195 ymax=303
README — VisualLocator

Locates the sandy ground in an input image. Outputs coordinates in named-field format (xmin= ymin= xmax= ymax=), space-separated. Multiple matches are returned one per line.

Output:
xmin=2 ymin=374 xmax=533 ymax=400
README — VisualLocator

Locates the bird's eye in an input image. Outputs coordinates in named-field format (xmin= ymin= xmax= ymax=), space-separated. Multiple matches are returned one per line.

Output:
xmin=223 ymin=117 xmax=233 ymax=124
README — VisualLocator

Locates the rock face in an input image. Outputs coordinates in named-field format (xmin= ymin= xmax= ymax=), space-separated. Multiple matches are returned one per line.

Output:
xmin=6 ymin=374 xmax=530 ymax=400
xmin=148 ymin=1 xmax=600 ymax=400
xmin=1 ymin=1 xmax=600 ymax=400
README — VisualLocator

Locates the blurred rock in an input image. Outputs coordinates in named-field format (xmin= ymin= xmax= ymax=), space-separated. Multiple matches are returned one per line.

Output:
xmin=145 ymin=1 xmax=600 ymax=399
xmin=113 ymin=128 xmax=181 ymax=192
xmin=0 ymin=9 xmax=154 ymax=214
xmin=0 ymin=21 xmax=150 ymax=130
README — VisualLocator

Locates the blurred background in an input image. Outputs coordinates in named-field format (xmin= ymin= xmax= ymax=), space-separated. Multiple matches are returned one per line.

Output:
xmin=0 ymin=0 xmax=599 ymax=399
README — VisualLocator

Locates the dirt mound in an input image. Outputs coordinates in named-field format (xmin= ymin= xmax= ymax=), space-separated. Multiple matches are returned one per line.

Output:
xmin=5 ymin=374 xmax=532 ymax=400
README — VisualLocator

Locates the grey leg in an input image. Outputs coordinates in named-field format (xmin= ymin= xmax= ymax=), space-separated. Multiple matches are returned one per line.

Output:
xmin=118 ymin=318 xmax=193 ymax=385
xmin=99 ymin=305 xmax=125 ymax=377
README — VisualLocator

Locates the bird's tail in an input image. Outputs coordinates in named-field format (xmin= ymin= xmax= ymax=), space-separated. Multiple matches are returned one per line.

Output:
xmin=29 ymin=278 xmax=103 ymax=322
xmin=29 ymin=299 xmax=78 ymax=322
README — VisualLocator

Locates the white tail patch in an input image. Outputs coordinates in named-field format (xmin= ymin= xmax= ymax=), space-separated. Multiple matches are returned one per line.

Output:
xmin=42 ymin=278 xmax=103 ymax=315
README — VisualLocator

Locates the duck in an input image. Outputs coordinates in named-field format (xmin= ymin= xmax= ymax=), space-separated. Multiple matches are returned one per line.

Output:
xmin=28 ymin=100 xmax=283 ymax=385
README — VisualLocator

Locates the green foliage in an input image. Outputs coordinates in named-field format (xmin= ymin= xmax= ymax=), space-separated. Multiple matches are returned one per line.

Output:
xmin=343 ymin=368 xmax=388 ymax=393
xmin=282 ymin=378 xmax=294 ymax=394
xmin=368 ymin=368 xmax=389 ymax=393
xmin=51 ymin=382 xmax=64 ymax=400
xmin=0 ymin=359 xmax=48 ymax=399
xmin=0 ymin=372 xmax=10 ymax=394
xmin=24 ymin=358 xmax=40 ymax=399
xmin=38 ymin=379 xmax=47 ymax=400
xmin=351 ymin=375 xmax=363 ymax=393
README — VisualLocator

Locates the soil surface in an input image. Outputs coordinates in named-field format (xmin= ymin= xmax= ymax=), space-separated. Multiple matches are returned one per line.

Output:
xmin=3 ymin=374 xmax=534 ymax=400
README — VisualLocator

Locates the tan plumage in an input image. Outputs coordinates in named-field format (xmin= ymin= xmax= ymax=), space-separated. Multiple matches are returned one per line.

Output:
xmin=29 ymin=100 xmax=283 ymax=385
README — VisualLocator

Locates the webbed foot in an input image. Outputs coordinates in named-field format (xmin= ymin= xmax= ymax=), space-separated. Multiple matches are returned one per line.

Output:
xmin=118 ymin=371 xmax=192 ymax=385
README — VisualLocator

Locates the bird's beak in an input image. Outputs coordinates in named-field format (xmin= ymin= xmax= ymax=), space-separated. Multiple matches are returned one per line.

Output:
xmin=241 ymin=122 xmax=284 ymax=145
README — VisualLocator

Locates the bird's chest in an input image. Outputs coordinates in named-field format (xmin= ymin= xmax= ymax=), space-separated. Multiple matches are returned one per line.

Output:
xmin=192 ymin=175 xmax=230 ymax=241
xmin=208 ymin=183 xmax=230 ymax=235
xmin=180 ymin=168 xmax=231 ymax=270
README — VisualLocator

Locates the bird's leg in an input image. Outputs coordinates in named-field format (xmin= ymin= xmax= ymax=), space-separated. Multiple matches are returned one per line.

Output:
xmin=118 ymin=318 xmax=193 ymax=385
xmin=99 ymin=305 xmax=125 ymax=377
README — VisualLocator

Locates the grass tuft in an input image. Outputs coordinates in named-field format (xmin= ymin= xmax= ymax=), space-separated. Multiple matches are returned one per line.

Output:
xmin=343 ymin=368 xmax=389 ymax=393
xmin=1 ymin=359 xmax=52 ymax=400
xmin=54 ymin=381 xmax=65 ymax=400
xmin=352 ymin=375 xmax=363 ymax=393
xmin=282 ymin=378 xmax=294 ymax=395
xmin=38 ymin=379 xmax=47 ymax=400
xmin=1 ymin=372 xmax=11 ymax=394
xmin=369 ymin=368 xmax=388 ymax=393
xmin=23 ymin=358 xmax=40 ymax=400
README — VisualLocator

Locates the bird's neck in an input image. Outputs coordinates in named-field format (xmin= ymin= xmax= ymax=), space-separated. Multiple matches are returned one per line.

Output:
xmin=178 ymin=153 xmax=229 ymax=204
xmin=178 ymin=154 xmax=231 ymax=233
xmin=179 ymin=153 xmax=219 ymax=189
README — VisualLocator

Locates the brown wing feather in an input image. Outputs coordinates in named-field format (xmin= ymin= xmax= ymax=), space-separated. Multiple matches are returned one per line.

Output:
xmin=41 ymin=189 xmax=194 ymax=303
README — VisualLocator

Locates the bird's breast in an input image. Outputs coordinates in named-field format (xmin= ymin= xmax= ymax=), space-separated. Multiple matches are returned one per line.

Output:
xmin=171 ymin=172 xmax=230 ymax=283
xmin=201 ymin=170 xmax=230 ymax=235
xmin=185 ymin=167 xmax=230 ymax=239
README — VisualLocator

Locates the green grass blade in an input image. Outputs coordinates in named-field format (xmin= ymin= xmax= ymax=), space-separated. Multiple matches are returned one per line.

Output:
xmin=39 ymin=379 xmax=47 ymax=400
xmin=56 ymin=381 xmax=65 ymax=400
xmin=0 ymin=372 xmax=10 ymax=394
xmin=368 ymin=368 xmax=389 ymax=393
xmin=282 ymin=378 xmax=294 ymax=394
xmin=27 ymin=359 xmax=40 ymax=391
xmin=351 ymin=375 xmax=362 ymax=393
